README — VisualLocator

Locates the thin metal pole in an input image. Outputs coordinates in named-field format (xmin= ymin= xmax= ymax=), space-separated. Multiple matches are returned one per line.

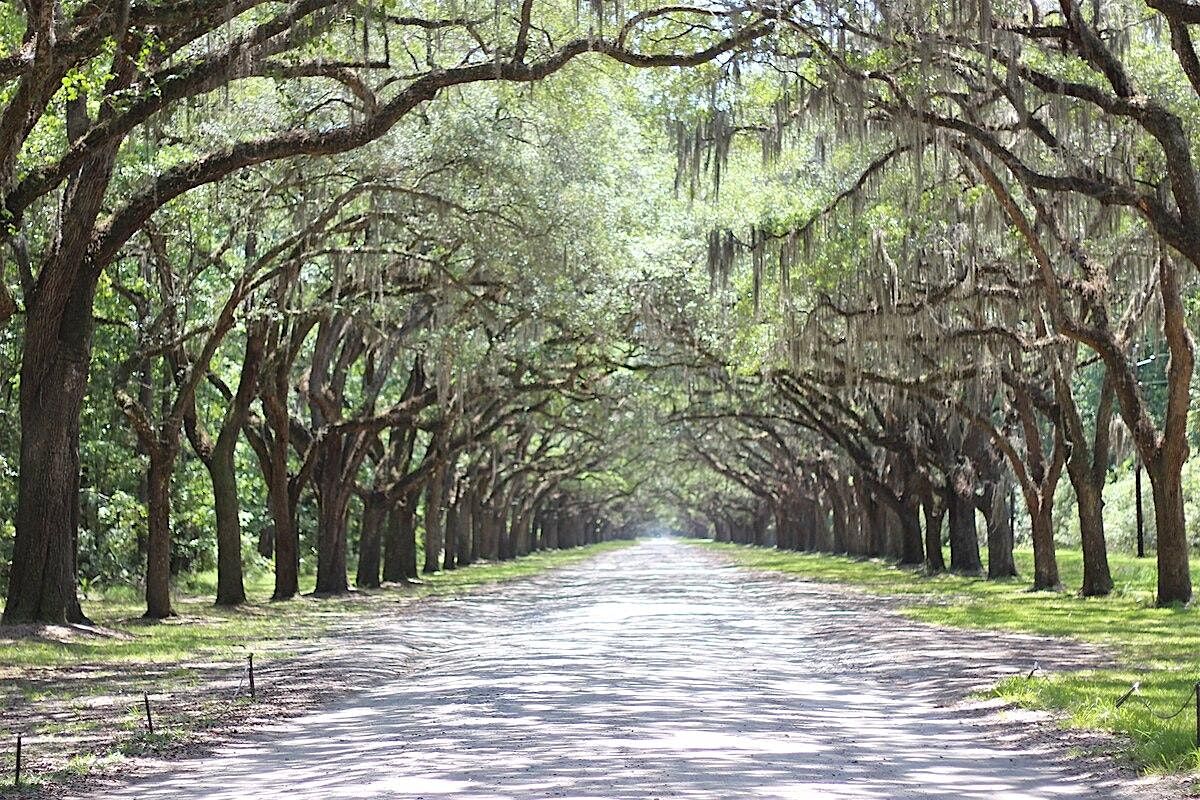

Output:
xmin=1135 ymin=461 xmax=1145 ymax=558
xmin=248 ymin=654 xmax=256 ymax=701
xmin=14 ymin=734 xmax=21 ymax=788
xmin=143 ymin=692 xmax=154 ymax=735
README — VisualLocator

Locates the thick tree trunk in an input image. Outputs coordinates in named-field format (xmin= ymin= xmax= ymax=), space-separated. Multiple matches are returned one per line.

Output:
xmin=314 ymin=472 xmax=351 ymax=594
xmin=1148 ymin=461 xmax=1192 ymax=605
xmin=980 ymin=484 xmax=1017 ymax=580
xmin=356 ymin=495 xmax=387 ymax=588
xmin=775 ymin=506 xmax=792 ymax=551
xmin=4 ymin=363 xmax=89 ymax=624
xmin=542 ymin=508 xmax=560 ymax=549
xmin=423 ymin=470 xmax=446 ymax=574
xmin=897 ymin=493 xmax=924 ymax=566
xmin=946 ymin=483 xmax=982 ymax=575
xmin=4 ymin=142 xmax=117 ymax=625
xmin=866 ymin=493 xmax=887 ymax=558
xmin=1027 ymin=499 xmax=1061 ymax=591
xmin=1073 ymin=478 xmax=1113 ymax=596
xmin=145 ymin=444 xmax=178 ymax=619
xmin=209 ymin=436 xmax=246 ymax=605
xmin=383 ymin=499 xmax=418 ymax=581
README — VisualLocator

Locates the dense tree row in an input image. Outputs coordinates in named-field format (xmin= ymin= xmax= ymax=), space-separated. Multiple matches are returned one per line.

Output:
xmin=7 ymin=0 xmax=1200 ymax=624
xmin=0 ymin=0 xmax=765 ymax=622
xmin=671 ymin=0 xmax=1200 ymax=606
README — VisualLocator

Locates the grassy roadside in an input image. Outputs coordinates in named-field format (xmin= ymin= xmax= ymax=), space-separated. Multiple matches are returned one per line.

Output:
xmin=695 ymin=540 xmax=1200 ymax=773
xmin=0 ymin=540 xmax=633 ymax=793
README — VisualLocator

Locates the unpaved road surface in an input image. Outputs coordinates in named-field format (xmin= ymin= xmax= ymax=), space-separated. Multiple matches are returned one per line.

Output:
xmin=88 ymin=539 xmax=1172 ymax=799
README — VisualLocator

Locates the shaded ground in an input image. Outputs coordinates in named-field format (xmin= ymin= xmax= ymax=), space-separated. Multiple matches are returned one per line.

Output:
xmin=1 ymin=544 xmax=631 ymax=795
xmin=66 ymin=538 xmax=1183 ymax=799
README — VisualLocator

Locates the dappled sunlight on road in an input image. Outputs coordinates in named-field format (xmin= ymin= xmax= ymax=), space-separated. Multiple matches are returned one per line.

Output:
xmin=90 ymin=540 xmax=1139 ymax=799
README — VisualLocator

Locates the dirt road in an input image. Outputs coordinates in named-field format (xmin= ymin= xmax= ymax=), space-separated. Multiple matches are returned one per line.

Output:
xmin=90 ymin=539 xmax=1164 ymax=799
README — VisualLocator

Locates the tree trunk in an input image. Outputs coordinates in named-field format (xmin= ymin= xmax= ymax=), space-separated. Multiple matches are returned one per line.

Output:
xmin=897 ymin=493 xmax=924 ymax=566
xmin=382 ymin=499 xmax=418 ymax=582
xmin=4 ymin=140 xmax=117 ymax=625
xmin=145 ymin=443 xmax=178 ymax=619
xmin=946 ymin=482 xmax=982 ymax=575
xmin=828 ymin=483 xmax=849 ymax=553
xmin=1027 ymin=499 xmax=1060 ymax=591
xmin=457 ymin=493 xmax=474 ymax=565
xmin=543 ymin=508 xmax=560 ymax=549
xmin=314 ymin=471 xmax=351 ymax=594
xmin=981 ymin=483 xmax=1017 ymax=580
xmin=205 ymin=325 xmax=264 ymax=606
xmin=209 ymin=435 xmax=246 ymax=605
xmin=4 ymin=366 xmax=90 ymax=624
xmin=921 ymin=490 xmax=946 ymax=573
xmin=356 ymin=494 xmax=387 ymax=588
xmin=1073 ymin=478 xmax=1113 ymax=596
xmin=443 ymin=500 xmax=459 ymax=571
xmin=1148 ymin=460 xmax=1192 ymax=605
xmin=423 ymin=470 xmax=445 ymax=574
xmin=266 ymin=460 xmax=299 ymax=600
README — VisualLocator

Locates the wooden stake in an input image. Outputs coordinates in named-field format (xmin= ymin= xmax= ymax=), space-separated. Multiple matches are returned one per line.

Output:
xmin=248 ymin=654 xmax=256 ymax=701
xmin=14 ymin=734 xmax=21 ymax=788
xmin=143 ymin=692 xmax=154 ymax=735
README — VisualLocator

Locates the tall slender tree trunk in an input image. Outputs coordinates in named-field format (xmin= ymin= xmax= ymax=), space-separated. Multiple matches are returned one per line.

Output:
xmin=443 ymin=501 xmax=459 ymax=571
xmin=828 ymin=483 xmax=849 ymax=553
xmin=457 ymin=495 xmax=474 ymax=565
xmin=209 ymin=436 xmax=246 ymax=605
xmin=145 ymin=443 xmax=178 ymax=619
xmin=266 ymin=467 xmax=299 ymax=600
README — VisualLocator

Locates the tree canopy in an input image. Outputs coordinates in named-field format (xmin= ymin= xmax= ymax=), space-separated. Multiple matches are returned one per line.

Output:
xmin=4 ymin=0 xmax=1200 ymax=623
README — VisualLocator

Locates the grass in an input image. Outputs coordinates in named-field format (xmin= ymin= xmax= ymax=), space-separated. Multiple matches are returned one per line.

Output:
xmin=0 ymin=540 xmax=633 ymax=793
xmin=696 ymin=540 xmax=1200 ymax=773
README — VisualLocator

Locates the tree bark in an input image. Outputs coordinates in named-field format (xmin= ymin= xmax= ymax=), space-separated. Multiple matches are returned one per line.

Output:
xmin=921 ymin=489 xmax=946 ymax=573
xmin=946 ymin=468 xmax=982 ymax=575
xmin=3 ymin=143 xmax=119 ymax=625
xmin=980 ymin=483 xmax=1018 ymax=579
xmin=1027 ymin=499 xmax=1061 ymax=591
xmin=356 ymin=494 xmax=387 ymax=588
xmin=897 ymin=492 xmax=924 ymax=566
xmin=314 ymin=461 xmax=351 ymax=594
xmin=145 ymin=443 xmax=178 ymax=619
xmin=443 ymin=499 xmax=459 ymax=571
xmin=1148 ymin=459 xmax=1193 ymax=605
